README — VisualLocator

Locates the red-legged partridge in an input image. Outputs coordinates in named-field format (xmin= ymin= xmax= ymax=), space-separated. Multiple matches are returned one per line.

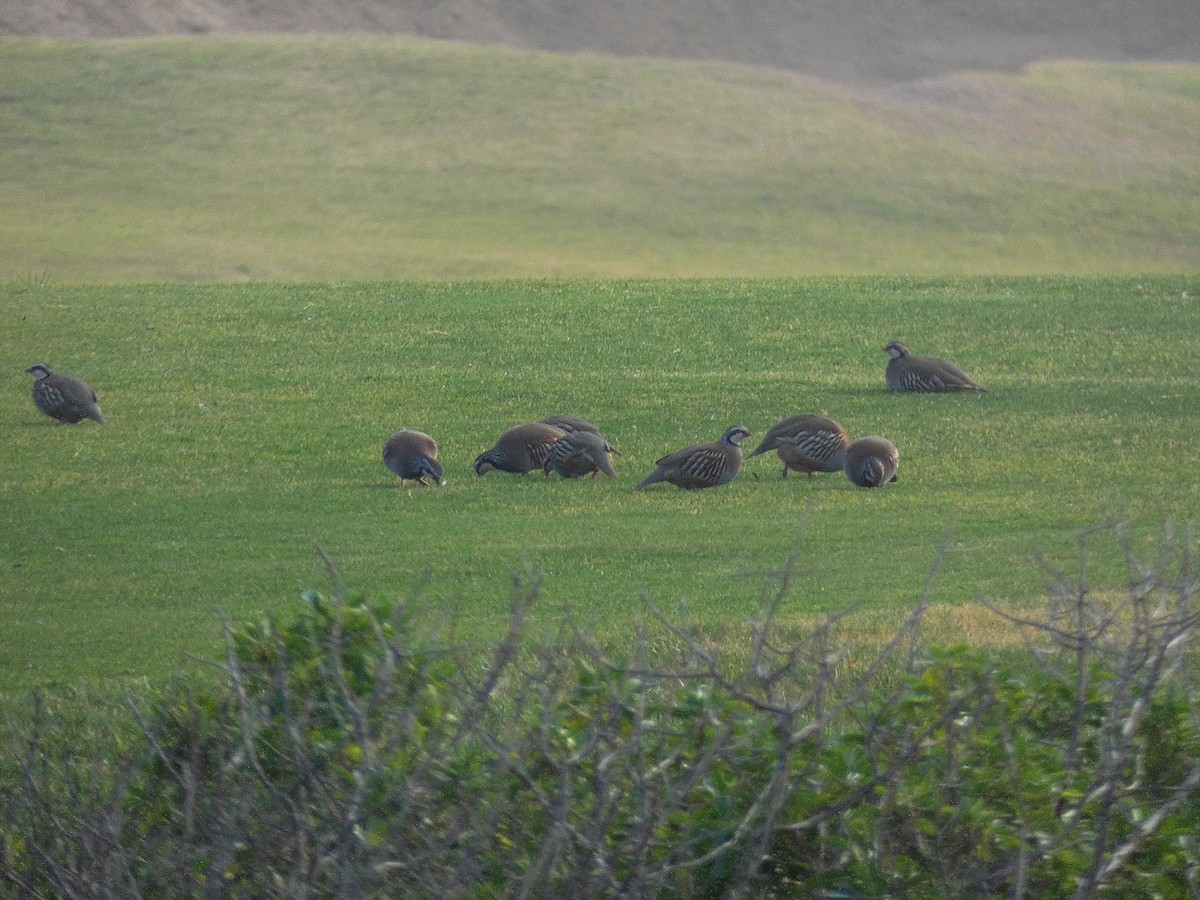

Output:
xmin=884 ymin=341 xmax=984 ymax=393
xmin=383 ymin=429 xmax=445 ymax=487
xmin=26 ymin=363 xmax=105 ymax=424
xmin=843 ymin=435 xmax=900 ymax=488
xmin=636 ymin=425 xmax=751 ymax=491
xmin=747 ymin=413 xmax=849 ymax=479
xmin=475 ymin=422 xmax=565 ymax=475
xmin=543 ymin=429 xmax=618 ymax=479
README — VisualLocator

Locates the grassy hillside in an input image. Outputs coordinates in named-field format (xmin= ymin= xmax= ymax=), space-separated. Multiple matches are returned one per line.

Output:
xmin=1 ymin=36 xmax=1199 ymax=281
xmin=2 ymin=276 xmax=1198 ymax=694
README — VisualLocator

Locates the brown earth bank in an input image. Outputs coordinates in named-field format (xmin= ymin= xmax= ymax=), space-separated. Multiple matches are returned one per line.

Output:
xmin=2 ymin=0 xmax=1199 ymax=84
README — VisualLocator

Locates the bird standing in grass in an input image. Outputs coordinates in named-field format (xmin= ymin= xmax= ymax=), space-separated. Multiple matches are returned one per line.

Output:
xmin=884 ymin=341 xmax=985 ymax=392
xmin=636 ymin=425 xmax=751 ymax=491
xmin=543 ymin=429 xmax=619 ymax=479
xmin=843 ymin=436 xmax=900 ymax=488
xmin=746 ymin=413 xmax=849 ymax=479
xmin=475 ymin=422 xmax=566 ymax=475
xmin=383 ymin=429 xmax=445 ymax=487
xmin=26 ymin=363 xmax=105 ymax=424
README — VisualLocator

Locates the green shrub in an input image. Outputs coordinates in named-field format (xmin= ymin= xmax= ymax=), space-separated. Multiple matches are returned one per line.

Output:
xmin=3 ymin=523 xmax=1199 ymax=898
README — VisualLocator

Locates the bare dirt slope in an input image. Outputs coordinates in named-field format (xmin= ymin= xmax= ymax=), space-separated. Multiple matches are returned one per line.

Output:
xmin=3 ymin=0 xmax=1198 ymax=84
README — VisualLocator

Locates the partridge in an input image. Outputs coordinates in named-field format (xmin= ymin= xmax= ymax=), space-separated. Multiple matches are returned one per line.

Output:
xmin=884 ymin=341 xmax=984 ymax=392
xmin=543 ymin=429 xmax=618 ymax=479
xmin=635 ymin=425 xmax=751 ymax=491
xmin=843 ymin=436 xmax=900 ymax=488
xmin=475 ymin=422 xmax=565 ymax=475
xmin=26 ymin=363 xmax=105 ymax=424
xmin=383 ymin=429 xmax=445 ymax=487
xmin=746 ymin=413 xmax=849 ymax=479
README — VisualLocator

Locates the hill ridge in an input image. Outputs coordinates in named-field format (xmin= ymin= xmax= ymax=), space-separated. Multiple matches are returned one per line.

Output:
xmin=3 ymin=0 xmax=1199 ymax=84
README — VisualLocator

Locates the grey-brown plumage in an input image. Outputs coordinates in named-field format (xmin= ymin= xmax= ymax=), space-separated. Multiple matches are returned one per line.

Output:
xmin=543 ymin=429 xmax=618 ymax=479
xmin=475 ymin=422 xmax=566 ymax=475
xmin=635 ymin=425 xmax=751 ymax=491
xmin=26 ymin=363 xmax=105 ymax=424
xmin=884 ymin=341 xmax=985 ymax=393
xmin=540 ymin=415 xmax=601 ymax=436
xmin=746 ymin=413 xmax=850 ymax=479
xmin=383 ymin=429 xmax=445 ymax=487
xmin=843 ymin=436 xmax=899 ymax=488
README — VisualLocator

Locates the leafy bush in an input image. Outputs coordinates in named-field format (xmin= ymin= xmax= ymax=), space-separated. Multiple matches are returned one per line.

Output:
xmin=3 ymin=523 xmax=1199 ymax=898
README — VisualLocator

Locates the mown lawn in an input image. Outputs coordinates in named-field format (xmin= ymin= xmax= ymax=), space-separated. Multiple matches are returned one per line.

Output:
xmin=2 ymin=276 xmax=1197 ymax=694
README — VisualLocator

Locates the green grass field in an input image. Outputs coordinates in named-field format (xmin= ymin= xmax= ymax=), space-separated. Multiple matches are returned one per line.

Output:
xmin=1 ymin=37 xmax=1198 ymax=696
xmin=2 ymin=36 xmax=1199 ymax=281
xmin=2 ymin=276 xmax=1198 ymax=695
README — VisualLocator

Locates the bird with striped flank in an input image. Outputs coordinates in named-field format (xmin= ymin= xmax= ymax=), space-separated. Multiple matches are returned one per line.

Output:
xmin=26 ymin=363 xmax=105 ymax=424
xmin=383 ymin=429 xmax=445 ymax=487
xmin=543 ymin=429 xmax=619 ymax=479
xmin=884 ymin=341 xmax=985 ymax=393
xmin=746 ymin=413 xmax=850 ymax=479
xmin=475 ymin=422 xmax=566 ymax=476
xmin=842 ymin=436 xmax=900 ymax=488
xmin=636 ymin=425 xmax=751 ymax=491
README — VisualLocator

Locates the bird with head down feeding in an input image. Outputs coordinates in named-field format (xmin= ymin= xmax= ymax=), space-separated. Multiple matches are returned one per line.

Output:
xmin=842 ymin=435 xmax=900 ymax=488
xmin=383 ymin=429 xmax=445 ymax=487
xmin=746 ymin=413 xmax=849 ymax=480
xmin=475 ymin=422 xmax=566 ymax=476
